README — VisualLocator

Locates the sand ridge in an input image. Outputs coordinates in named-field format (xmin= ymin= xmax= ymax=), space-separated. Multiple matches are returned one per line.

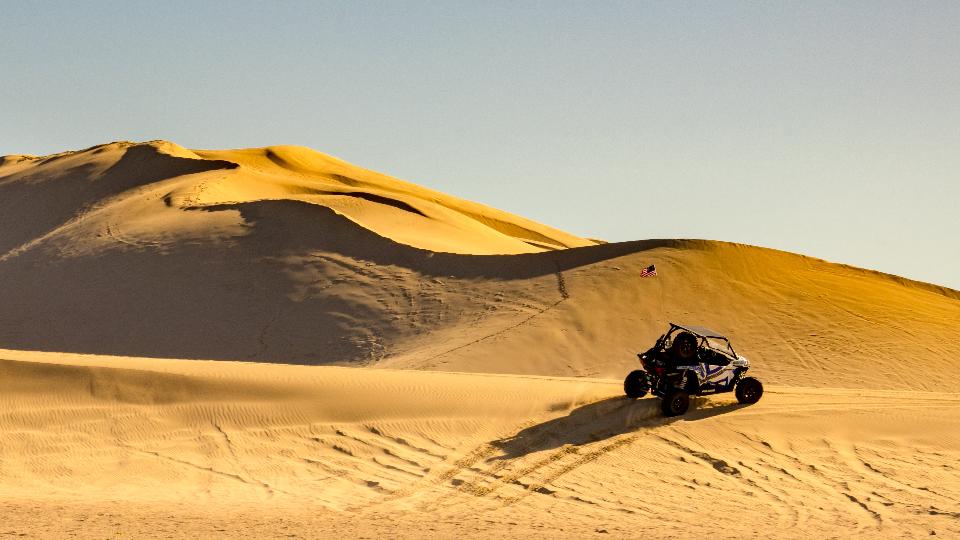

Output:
xmin=0 ymin=140 xmax=594 ymax=255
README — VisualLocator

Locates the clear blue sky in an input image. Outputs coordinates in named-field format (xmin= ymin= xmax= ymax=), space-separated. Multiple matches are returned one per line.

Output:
xmin=2 ymin=1 xmax=958 ymax=289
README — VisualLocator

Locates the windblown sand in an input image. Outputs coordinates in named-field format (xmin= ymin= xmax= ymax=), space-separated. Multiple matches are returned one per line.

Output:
xmin=0 ymin=142 xmax=957 ymax=538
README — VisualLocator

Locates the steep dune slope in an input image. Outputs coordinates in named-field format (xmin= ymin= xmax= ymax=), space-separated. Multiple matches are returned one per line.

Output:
xmin=1 ymin=141 xmax=958 ymax=390
xmin=0 ymin=140 xmax=592 ymax=362
xmin=390 ymin=240 xmax=960 ymax=391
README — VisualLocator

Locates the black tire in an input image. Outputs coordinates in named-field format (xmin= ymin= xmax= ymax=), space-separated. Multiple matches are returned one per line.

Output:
xmin=661 ymin=390 xmax=690 ymax=417
xmin=735 ymin=377 xmax=763 ymax=404
xmin=623 ymin=370 xmax=649 ymax=399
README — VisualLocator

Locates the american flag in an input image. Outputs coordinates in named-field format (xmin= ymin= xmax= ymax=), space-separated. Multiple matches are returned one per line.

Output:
xmin=639 ymin=264 xmax=657 ymax=277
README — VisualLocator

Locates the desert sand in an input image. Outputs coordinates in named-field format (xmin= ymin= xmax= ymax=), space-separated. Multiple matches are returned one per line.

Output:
xmin=0 ymin=141 xmax=958 ymax=538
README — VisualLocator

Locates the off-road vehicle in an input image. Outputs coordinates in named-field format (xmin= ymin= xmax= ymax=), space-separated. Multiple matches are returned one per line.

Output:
xmin=623 ymin=323 xmax=763 ymax=416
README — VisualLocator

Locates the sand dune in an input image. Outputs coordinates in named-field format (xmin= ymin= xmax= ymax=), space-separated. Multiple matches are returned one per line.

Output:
xmin=0 ymin=141 xmax=593 ymax=257
xmin=1 ymin=141 xmax=958 ymax=387
xmin=1 ymin=141 xmax=958 ymax=537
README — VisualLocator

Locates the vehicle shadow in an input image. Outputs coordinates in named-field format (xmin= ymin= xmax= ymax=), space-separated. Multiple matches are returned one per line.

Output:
xmin=490 ymin=395 xmax=745 ymax=460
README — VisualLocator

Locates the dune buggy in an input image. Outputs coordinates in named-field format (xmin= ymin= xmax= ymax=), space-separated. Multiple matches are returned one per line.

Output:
xmin=623 ymin=323 xmax=763 ymax=416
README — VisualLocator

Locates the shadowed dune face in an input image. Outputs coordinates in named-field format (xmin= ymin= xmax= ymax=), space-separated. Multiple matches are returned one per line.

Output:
xmin=0 ymin=195 xmax=674 ymax=364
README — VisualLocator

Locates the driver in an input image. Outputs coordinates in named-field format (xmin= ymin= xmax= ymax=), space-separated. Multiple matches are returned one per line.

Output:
xmin=669 ymin=332 xmax=698 ymax=368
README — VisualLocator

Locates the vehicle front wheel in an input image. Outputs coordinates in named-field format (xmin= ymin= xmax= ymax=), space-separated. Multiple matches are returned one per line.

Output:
xmin=623 ymin=370 xmax=649 ymax=399
xmin=661 ymin=390 xmax=690 ymax=417
xmin=735 ymin=377 xmax=763 ymax=404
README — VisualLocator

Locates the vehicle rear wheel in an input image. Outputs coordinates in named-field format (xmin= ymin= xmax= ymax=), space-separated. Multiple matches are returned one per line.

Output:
xmin=661 ymin=390 xmax=690 ymax=417
xmin=623 ymin=370 xmax=649 ymax=399
xmin=735 ymin=377 xmax=763 ymax=404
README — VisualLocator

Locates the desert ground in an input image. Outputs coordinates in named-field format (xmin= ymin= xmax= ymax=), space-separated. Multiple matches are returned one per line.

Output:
xmin=1 ymin=141 xmax=958 ymax=538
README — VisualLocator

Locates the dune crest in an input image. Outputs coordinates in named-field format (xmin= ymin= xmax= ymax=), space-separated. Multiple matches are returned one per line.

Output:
xmin=0 ymin=140 xmax=595 ymax=256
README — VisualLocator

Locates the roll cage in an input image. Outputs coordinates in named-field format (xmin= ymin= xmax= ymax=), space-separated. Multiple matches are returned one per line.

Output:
xmin=662 ymin=323 xmax=739 ymax=360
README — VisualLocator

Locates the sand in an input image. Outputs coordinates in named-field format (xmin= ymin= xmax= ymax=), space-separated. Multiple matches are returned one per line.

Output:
xmin=0 ymin=141 xmax=958 ymax=538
